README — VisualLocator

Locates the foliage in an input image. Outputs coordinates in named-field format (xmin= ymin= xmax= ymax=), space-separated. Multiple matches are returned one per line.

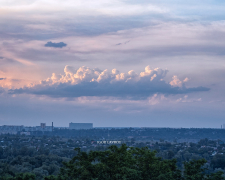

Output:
xmin=45 ymin=144 xmax=224 ymax=180
xmin=0 ymin=173 xmax=35 ymax=180
xmin=1 ymin=133 xmax=225 ymax=179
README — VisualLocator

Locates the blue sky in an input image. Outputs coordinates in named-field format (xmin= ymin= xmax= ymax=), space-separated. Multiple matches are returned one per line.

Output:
xmin=0 ymin=0 xmax=225 ymax=127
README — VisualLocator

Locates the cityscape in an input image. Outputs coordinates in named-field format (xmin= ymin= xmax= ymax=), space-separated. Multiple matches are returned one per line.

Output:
xmin=1 ymin=0 xmax=225 ymax=179
xmin=0 ymin=123 xmax=94 ymax=134
xmin=0 ymin=124 xmax=225 ymax=178
xmin=1 ymin=123 xmax=225 ymax=134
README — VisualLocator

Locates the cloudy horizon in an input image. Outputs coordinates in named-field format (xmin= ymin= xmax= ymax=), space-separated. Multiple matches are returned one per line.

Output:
xmin=0 ymin=0 xmax=225 ymax=128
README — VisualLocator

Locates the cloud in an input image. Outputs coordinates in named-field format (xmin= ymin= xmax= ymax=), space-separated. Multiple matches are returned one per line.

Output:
xmin=0 ymin=86 xmax=5 ymax=94
xmin=176 ymin=95 xmax=202 ymax=103
xmin=0 ymin=0 xmax=167 ymax=17
xmin=9 ymin=65 xmax=209 ymax=99
xmin=0 ymin=78 xmax=6 ymax=80
xmin=44 ymin=41 xmax=67 ymax=48
xmin=170 ymin=76 xmax=189 ymax=87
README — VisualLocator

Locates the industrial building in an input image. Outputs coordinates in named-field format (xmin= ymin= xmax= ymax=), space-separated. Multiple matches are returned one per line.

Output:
xmin=0 ymin=123 xmax=54 ymax=134
xmin=0 ymin=125 xmax=24 ymax=134
xmin=69 ymin=123 xmax=93 ymax=129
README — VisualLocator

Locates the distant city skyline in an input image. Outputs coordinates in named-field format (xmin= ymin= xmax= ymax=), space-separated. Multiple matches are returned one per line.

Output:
xmin=0 ymin=0 xmax=225 ymax=128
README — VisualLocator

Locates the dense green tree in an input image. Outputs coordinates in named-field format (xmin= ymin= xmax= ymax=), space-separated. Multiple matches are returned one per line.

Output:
xmin=0 ymin=173 xmax=35 ymax=180
xmin=211 ymin=155 xmax=225 ymax=169
xmin=1 ymin=133 xmax=225 ymax=180
xmin=45 ymin=144 xmax=224 ymax=180
xmin=13 ymin=173 xmax=36 ymax=180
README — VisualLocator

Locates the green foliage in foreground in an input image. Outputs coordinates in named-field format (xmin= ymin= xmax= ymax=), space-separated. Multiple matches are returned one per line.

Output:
xmin=0 ymin=173 xmax=35 ymax=180
xmin=43 ymin=144 xmax=224 ymax=180
xmin=0 ymin=144 xmax=224 ymax=180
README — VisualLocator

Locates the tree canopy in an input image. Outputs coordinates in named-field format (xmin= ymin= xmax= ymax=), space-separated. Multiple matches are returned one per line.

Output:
xmin=44 ymin=144 xmax=225 ymax=180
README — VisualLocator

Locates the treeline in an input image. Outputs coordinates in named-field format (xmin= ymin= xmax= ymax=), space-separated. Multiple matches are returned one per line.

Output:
xmin=33 ymin=128 xmax=225 ymax=141
xmin=1 ymin=134 xmax=225 ymax=179
xmin=1 ymin=145 xmax=225 ymax=180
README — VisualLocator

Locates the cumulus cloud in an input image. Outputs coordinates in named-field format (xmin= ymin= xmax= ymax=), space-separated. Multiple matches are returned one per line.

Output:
xmin=8 ymin=65 xmax=209 ymax=99
xmin=44 ymin=41 xmax=67 ymax=48
xmin=170 ymin=76 xmax=189 ymax=87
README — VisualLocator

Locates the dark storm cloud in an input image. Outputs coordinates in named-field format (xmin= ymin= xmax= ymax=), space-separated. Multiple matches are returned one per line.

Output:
xmin=44 ymin=41 xmax=67 ymax=48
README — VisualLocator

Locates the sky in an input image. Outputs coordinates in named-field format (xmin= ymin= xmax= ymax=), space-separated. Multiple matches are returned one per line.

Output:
xmin=0 ymin=0 xmax=225 ymax=128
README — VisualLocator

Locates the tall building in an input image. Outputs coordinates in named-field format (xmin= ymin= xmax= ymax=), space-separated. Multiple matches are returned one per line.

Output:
xmin=69 ymin=123 xmax=93 ymax=129
xmin=40 ymin=123 xmax=46 ymax=129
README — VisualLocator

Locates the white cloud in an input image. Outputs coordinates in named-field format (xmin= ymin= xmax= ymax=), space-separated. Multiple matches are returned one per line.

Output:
xmin=0 ymin=0 xmax=167 ymax=17
xmin=42 ymin=65 xmax=168 ymax=85
xmin=176 ymin=95 xmax=202 ymax=103
xmin=170 ymin=76 xmax=182 ymax=87
xmin=9 ymin=65 xmax=209 ymax=99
